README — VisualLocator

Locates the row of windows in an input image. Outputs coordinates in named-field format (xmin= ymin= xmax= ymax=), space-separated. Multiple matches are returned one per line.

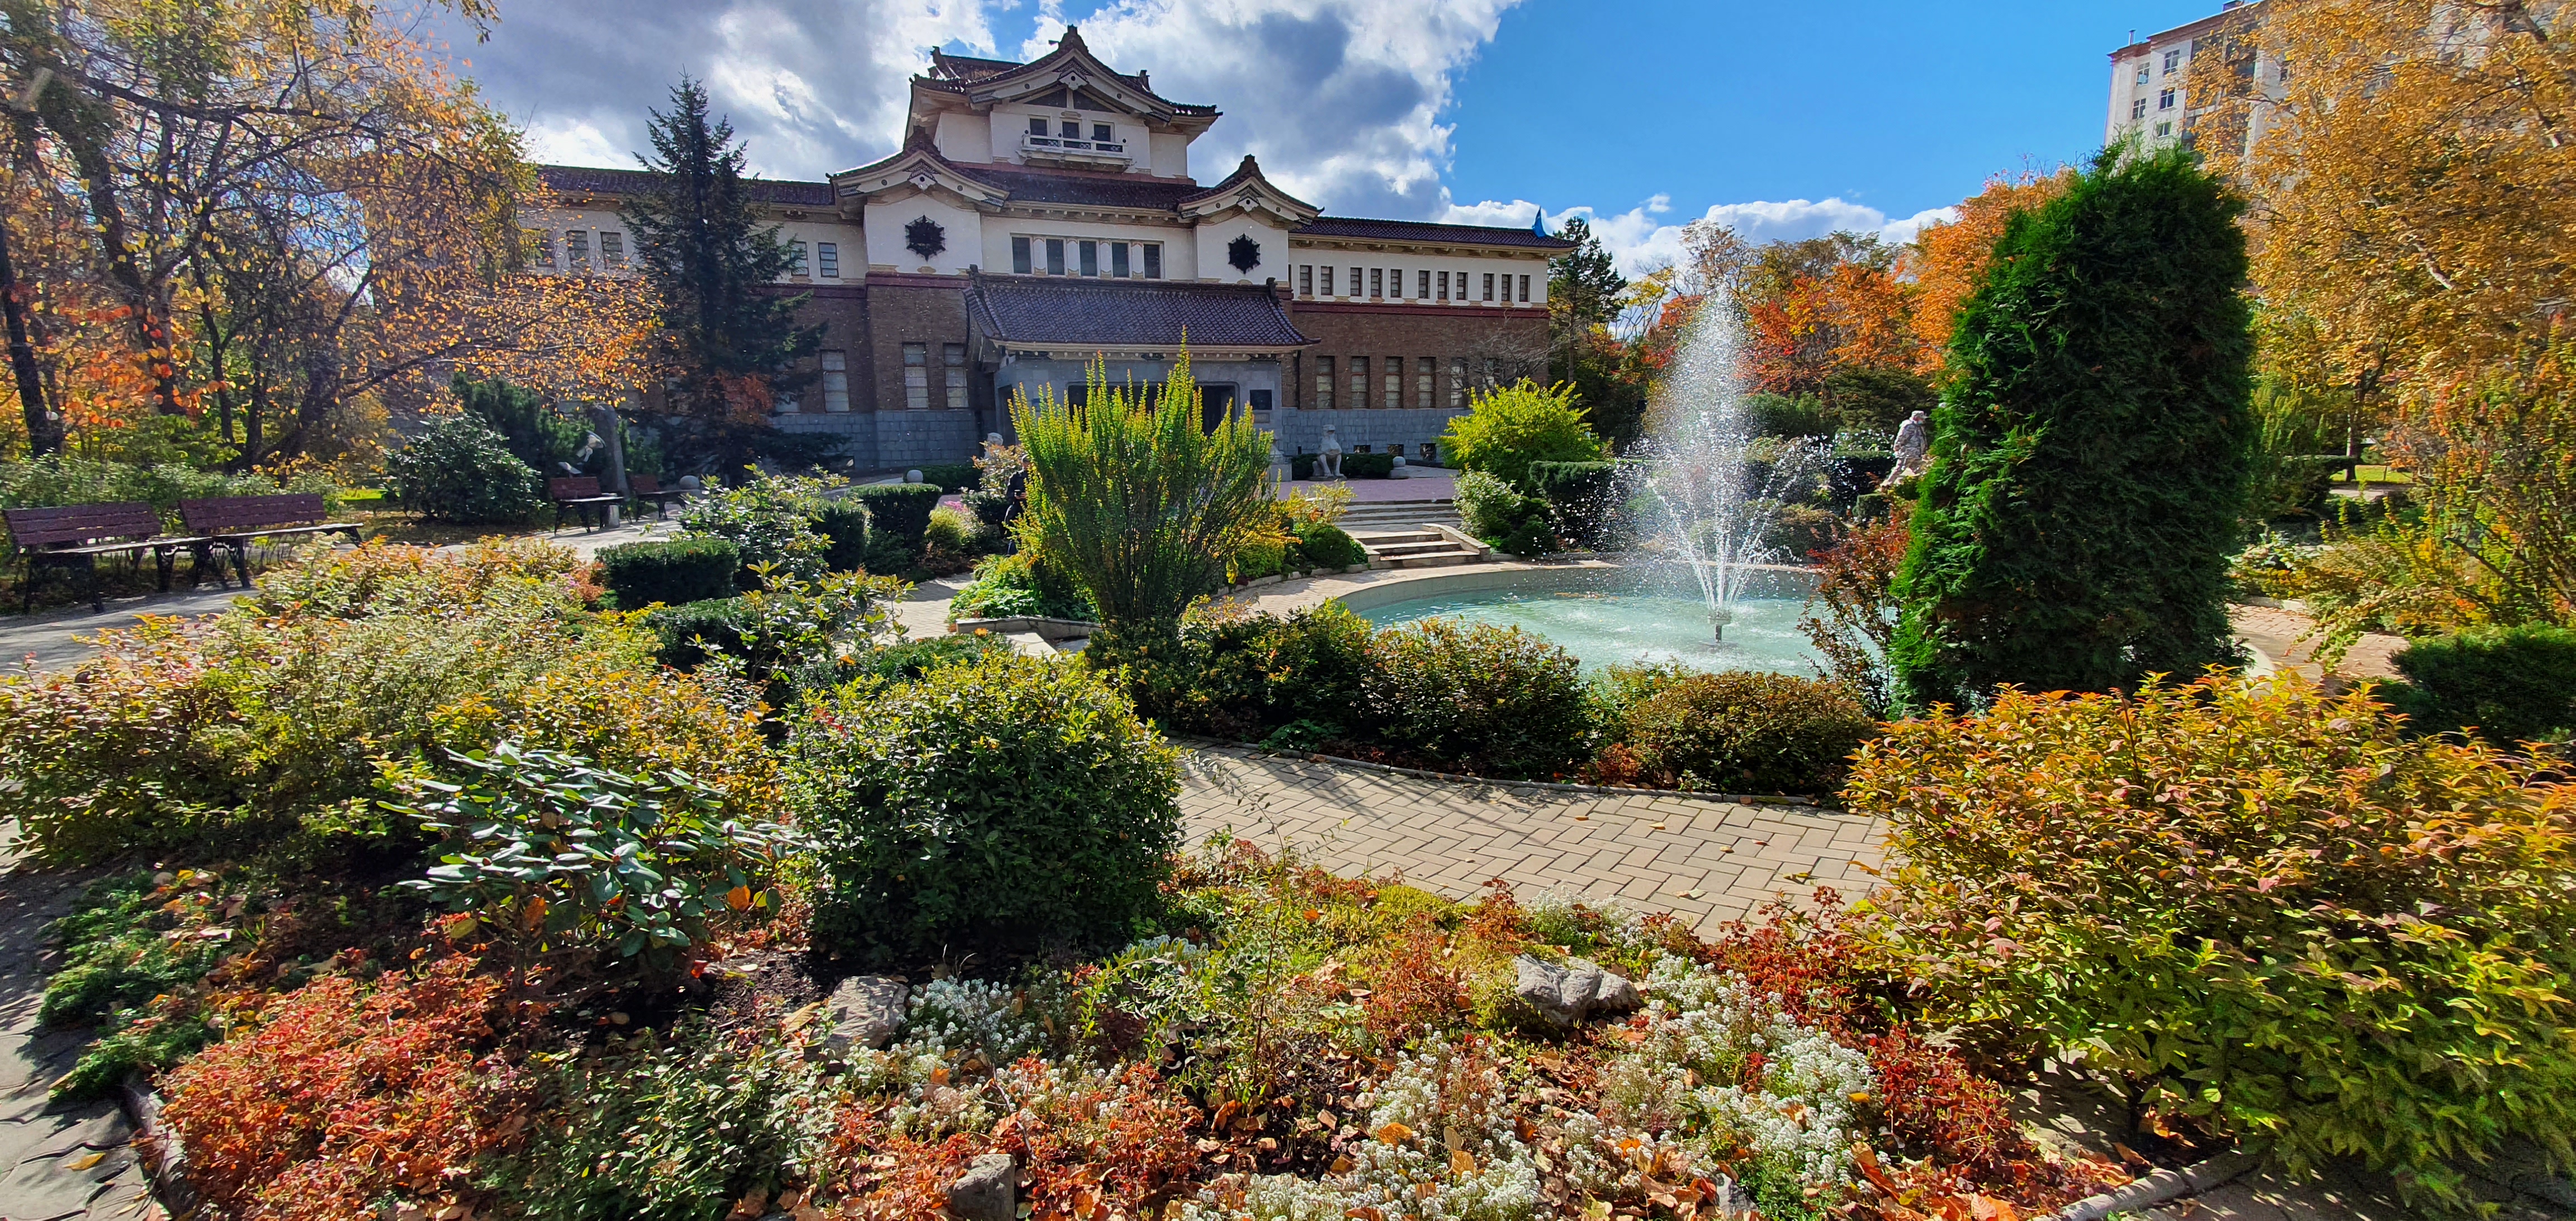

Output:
xmin=1011 ymin=235 xmax=1164 ymax=278
xmin=788 ymin=240 xmax=842 ymax=278
xmin=526 ymin=228 xmax=626 ymax=269
xmin=1309 ymin=356 xmax=1507 ymax=411
xmin=1297 ymin=266 xmax=1531 ymax=305
xmin=778 ymin=344 xmax=967 ymax=413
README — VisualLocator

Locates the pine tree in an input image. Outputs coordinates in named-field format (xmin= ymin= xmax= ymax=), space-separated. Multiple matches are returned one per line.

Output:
xmin=1889 ymin=145 xmax=2254 ymax=709
xmin=621 ymin=77 xmax=826 ymax=473
xmin=1547 ymin=217 xmax=1626 ymax=330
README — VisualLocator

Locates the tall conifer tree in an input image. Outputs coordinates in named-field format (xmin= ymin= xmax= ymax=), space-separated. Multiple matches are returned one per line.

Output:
xmin=1890 ymin=145 xmax=2253 ymax=709
xmin=622 ymin=77 xmax=825 ymax=473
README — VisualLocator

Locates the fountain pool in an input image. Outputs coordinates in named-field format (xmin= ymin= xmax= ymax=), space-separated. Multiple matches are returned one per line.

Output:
xmin=1347 ymin=568 xmax=1825 ymax=675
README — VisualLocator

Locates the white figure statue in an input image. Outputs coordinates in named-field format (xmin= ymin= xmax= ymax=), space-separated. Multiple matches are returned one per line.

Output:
xmin=1887 ymin=410 xmax=1931 ymax=485
xmin=1315 ymin=424 xmax=1344 ymax=480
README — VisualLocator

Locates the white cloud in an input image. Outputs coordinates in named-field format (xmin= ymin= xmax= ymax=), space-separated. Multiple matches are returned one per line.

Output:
xmin=522 ymin=117 xmax=628 ymax=168
xmin=1443 ymin=195 xmax=1963 ymax=274
xmin=1026 ymin=0 xmax=1526 ymax=217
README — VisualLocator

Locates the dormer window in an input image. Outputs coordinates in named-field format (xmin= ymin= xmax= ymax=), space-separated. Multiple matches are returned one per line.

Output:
xmin=1092 ymin=123 xmax=1112 ymax=142
xmin=1060 ymin=120 xmax=1079 ymax=138
xmin=1112 ymin=244 xmax=1131 ymax=277
xmin=1046 ymin=239 xmax=1066 ymax=276
xmin=1028 ymin=117 xmax=1048 ymax=136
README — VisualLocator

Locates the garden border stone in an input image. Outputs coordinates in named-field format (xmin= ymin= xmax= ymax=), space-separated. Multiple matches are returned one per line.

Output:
xmin=117 ymin=1075 xmax=194 ymax=1218
xmin=1253 ymin=745 xmax=1826 ymax=808
xmin=2040 ymin=1151 xmax=2258 ymax=1221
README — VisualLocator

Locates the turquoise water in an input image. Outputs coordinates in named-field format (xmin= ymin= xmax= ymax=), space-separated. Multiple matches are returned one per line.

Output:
xmin=1355 ymin=581 xmax=1824 ymax=675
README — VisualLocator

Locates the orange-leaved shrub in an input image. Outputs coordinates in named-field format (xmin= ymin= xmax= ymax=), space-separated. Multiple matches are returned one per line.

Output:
xmin=160 ymin=957 xmax=528 ymax=1221
xmin=1846 ymin=673 xmax=2576 ymax=1212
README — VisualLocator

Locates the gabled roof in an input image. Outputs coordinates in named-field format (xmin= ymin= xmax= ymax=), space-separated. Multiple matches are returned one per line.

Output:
xmin=1180 ymin=155 xmax=1320 ymax=225
xmin=534 ymin=164 xmax=836 ymax=208
xmin=912 ymin=26 xmax=1218 ymax=123
xmin=830 ymin=134 xmax=1013 ymax=207
xmin=1292 ymin=216 xmax=1576 ymax=252
xmin=968 ymin=272 xmax=1311 ymax=350
xmin=963 ymin=165 xmax=1207 ymax=211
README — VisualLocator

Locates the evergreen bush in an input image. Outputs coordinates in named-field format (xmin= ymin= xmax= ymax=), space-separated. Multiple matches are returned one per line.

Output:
xmin=1891 ymin=145 xmax=2255 ymax=709
xmin=1342 ymin=452 xmax=1396 ymax=479
xmin=1289 ymin=520 xmax=1367 ymax=570
xmin=2383 ymin=624 xmax=2576 ymax=745
xmin=1101 ymin=603 xmax=1377 ymax=745
xmin=449 ymin=372 xmax=589 ymax=475
xmin=645 ymin=598 xmax=750 ymax=671
xmin=675 ymin=474 xmax=837 ymax=583
xmin=848 ymin=484 xmax=943 ymax=557
xmin=386 ymin=414 xmax=546 ymax=524
xmin=1527 ymin=460 xmax=1622 ymax=548
xmin=596 ymin=538 xmax=739 ymax=609
xmin=814 ymin=501 xmax=870 ymax=572
xmin=915 ymin=462 xmax=978 ymax=492
xmin=1614 ymin=671 xmax=1874 ymax=796
xmin=1742 ymin=392 xmax=1836 ymax=439
xmin=1362 ymin=619 xmax=1589 ymax=778
xmin=791 ymin=653 xmax=1182 ymax=963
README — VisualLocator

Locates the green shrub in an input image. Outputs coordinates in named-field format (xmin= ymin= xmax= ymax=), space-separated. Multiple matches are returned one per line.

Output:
xmin=1230 ymin=536 xmax=1288 ymax=581
xmin=914 ymin=462 xmax=978 ymax=492
xmin=853 ymin=632 xmax=1008 ymax=683
xmin=2383 ymin=624 xmax=2576 ymax=744
xmin=925 ymin=504 xmax=974 ymax=555
xmin=1289 ymin=520 xmax=1366 ymax=571
xmin=1528 ymin=460 xmax=1622 ymax=549
xmin=1103 ymin=603 xmax=1376 ymax=743
xmin=1847 ymin=675 xmax=2576 ymax=1214
xmin=815 ymin=500 xmax=871 ymax=572
xmin=1439 ymin=380 xmax=1604 ymax=491
xmin=1825 ymin=364 xmax=1937 ymax=434
xmin=1500 ymin=513 xmax=1559 ymax=559
xmin=1362 ymin=618 xmax=1589 ymax=778
xmin=790 ymin=653 xmax=1183 ymax=963
xmin=646 ymin=598 xmax=749 ymax=671
xmin=41 ymin=870 xmax=241 ymax=1031
xmin=393 ymin=741 xmax=804 ymax=971
xmin=450 ymin=371 xmax=590 ymax=475
xmin=1892 ymin=145 xmax=2253 ymax=710
xmin=1615 ymin=670 xmax=1873 ymax=795
xmin=642 ymin=571 xmax=900 ymax=695
xmin=949 ymin=551 xmax=1097 ymax=622
xmin=847 ymin=484 xmax=941 ymax=563
xmin=1762 ymin=503 xmax=1841 ymax=562
xmin=596 ymin=537 xmax=739 ymax=609
xmin=676 ymin=474 xmax=839 ymax=582
xmin=1343 ymin=452 xmax=1396 ymax=479
xmin=1743 ymin=392 xmax=1836 ymax=439
xmin=385 ymin=414 xmax=546 ymax=524
xmin=1456 ymin=468 xmax=1552 ymax=554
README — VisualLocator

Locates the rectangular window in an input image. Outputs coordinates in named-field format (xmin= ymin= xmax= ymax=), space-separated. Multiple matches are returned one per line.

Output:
xmin=1449 ymin=358 xmax=1466 ymax=407
xmin=1012 ymin=235 xmax=1033 ymax=275
xmin=1349 ymin=266 xmax=1362 ymax=296
xmin=2163 ymin=49 xmax=2183 ymax=74
xmin=1415 ymin=357 xmax=1433 ymax=408
xmin=2160 ymin=88 xmax=2177 ymax=110
xmin=1370 ymin=268 xmax=1383 ymax=299
xmin=1046 ymin=239 xmax=1066 ymax=276
xmin=1437 ymin=270 xmax=1450 ymax=301
xmin=1518 ymin=275 xmax=1531 ymax=303
xmin=523 ymin=229 xmax=554 ymax=268
xmin=600 ymin=231 xmax=626 ymax=268
xmin=1482 ymin=273 xmax=1495 ymax=302
xmin=1060 ymin=120 xmax=1079 ymax=138
xmin=565 ymin=229 xmax=590 ymax=267
xmin=2131 ymin=98 xmax=2148 ymax=120
xmin=1314 ymin=356 xmax=1334 ymax=410
xmin=1382 ymin=359 xmax=1400 ymax=409
xmin=1079 ymin=240 xmax=1098 ymax=277
xmin=2156 ymin=120 xmax=2174 ymax=138
xmin=944 ymin=343 xmax=968 ymax=410
xmin=1349 ymin=357 xmax=1368 ymax=408
xmin=1390 ymin=268 xmax=1404 ymax=297
xmin=2136 ymin=65 xmax=2150 ymax=84
xmin=1143 ymin=244 xmax=1162 ymax=279
xmin=1321 ymin=266 xmax=1336 ymax=296
xmin=1249 ymin=388 xmax=1273 ymax=414
xmin=1300 ymin=265 xmax=1313 ymax=297
xmin=1112 ymin=243 xmax=1131 ymax=277
xmin=1028 ymin=116 xmax=1048 ymax=135
xmin=903 ymin=343 xmax=929 ymax=410
xmin=818 ymin=242 xmax=839 ymax=278
xmin=821 ymin=350 xmax=850 ymax=413
xmin=1418 ymin=269 xmax=1431 ymax=299
xmin=1092 ymin=122 xmax=1112 ymax=142
xmin=789 ymin=240 xmax=808 ymax=276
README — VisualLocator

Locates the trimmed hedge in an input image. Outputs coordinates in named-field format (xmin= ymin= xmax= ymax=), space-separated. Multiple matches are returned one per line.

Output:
xmin=915 ymin=462 xmax=978 ymax=493
xmin=849 ymin=484 xmax=941 ymax=555
xmin=1290 ymin=521 xmax=1366 ymax=571
xmin=1363 ymin=618 xmax=1589 ymax=779
xmin=1289 ymin=452 xmax=1395 ymax=480
xmin=815 ymin=501 xmax=871 ymax=572
xmin=645 ymin=599 xmax=749 ymax=671
xmin=596 ymin=538 xmax=738 ymax=610
xmin=2384 ymin=624 xmax=2576 ymax=745
xmin=1618 ymin=670 xmax=1874 ymax=795
xmin=853 ymin=633 xmax=1009 ymax=683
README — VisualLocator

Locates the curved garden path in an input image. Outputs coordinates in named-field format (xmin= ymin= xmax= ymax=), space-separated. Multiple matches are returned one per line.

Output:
xmin=0 ymin=835 xmax=156 ymax=1221
xmin=1177 ymin=744 xmax=1887 ymax=930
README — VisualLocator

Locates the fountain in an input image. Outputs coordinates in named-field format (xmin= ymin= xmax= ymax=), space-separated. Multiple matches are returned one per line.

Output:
xmin=1622 ymin=295 xmax=1830 ymax=644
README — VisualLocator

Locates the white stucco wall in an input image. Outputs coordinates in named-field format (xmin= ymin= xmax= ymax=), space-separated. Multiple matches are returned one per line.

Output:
xmin=986 ymin=217 xmax=1200 ymax=280
xmin=1190 ymin=212 xmax=1294 ymax=284
xmin=934 ymin=111 xmax=993 ymax=164
xmin=1150 ymin=133 xmax=1191 ymax=179
xmin=864 ymin=193 xmax=984 ymax=274
xmin=1282 ymin=248 xmax=1551 ymax=306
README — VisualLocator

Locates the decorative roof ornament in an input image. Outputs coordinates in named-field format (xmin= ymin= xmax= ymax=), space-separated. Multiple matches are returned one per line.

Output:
xmin=908 ymin=170 xmax=938 ymax=191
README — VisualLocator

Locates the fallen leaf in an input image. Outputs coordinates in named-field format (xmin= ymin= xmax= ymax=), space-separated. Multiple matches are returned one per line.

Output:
xmin=1851 ymin=1145 xmax=1903 ymax=1199
xmin=1374 ymin=1121 xmax=1414 ymax=1145
xmin=66 ymin=1151 xmax=106 ymax=1171
xmin=1450 ymin=1148 xmax=1476 ymax=1175
xmin=1330 ymin=1156 xmax=1355 ymax=1173
xmin=1966 ymin=1195 xmax=2019 ymax=1221
xmin=1213 ymin=1100 xmax=1243 ymax=1129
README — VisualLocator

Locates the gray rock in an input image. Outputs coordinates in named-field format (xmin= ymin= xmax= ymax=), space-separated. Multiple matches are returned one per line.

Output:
xmin=946 ymin=1152 xmax=1016 ymax=1221
xmin=823 ymin=976 xmax=910 ymax=1053
xmin=1513 ymin=955 xmax=1643 ymax=1028
xmin=1708 ymin=1174 xmax=1758 ymax=1219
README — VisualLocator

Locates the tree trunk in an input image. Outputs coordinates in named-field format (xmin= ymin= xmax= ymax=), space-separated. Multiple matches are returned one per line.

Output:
xmin=589 ymin=402 xmax=628 ymax=493
xmin=0 ymin=217 xmax=59 ymax=454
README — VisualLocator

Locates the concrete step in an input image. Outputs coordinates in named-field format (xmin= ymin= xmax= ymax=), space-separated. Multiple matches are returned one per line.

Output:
xmin=1376 ymin=549 xmax=1480 ymax=569
xmin=1367 ymin=540 xmax=1470 ymax=558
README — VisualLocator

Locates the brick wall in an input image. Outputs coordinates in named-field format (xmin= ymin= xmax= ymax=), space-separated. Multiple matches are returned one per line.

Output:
xmin=1280 ymin=301 xmax=1550 ymax=456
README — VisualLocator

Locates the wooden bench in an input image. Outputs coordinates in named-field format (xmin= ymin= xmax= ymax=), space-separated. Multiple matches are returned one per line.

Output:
xmin=4 ymin=503 xmax=212 ymax=614
xmin=627 ymin=473 xmax=689 ymax=519
xmin=179 ymin=494 xmax=362 ymax=588
xmin=549 ymin=476 xmax=623 ymax=532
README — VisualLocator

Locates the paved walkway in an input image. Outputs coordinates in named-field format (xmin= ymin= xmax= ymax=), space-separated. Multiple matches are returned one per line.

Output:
xmin=0 ymin=836 xmax=154 ymax=1221
xmin=1176 ymin=744 xmax=1886 ymax=929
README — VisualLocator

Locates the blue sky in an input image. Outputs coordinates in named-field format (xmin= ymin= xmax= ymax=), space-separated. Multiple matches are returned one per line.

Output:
xmin=445 ymin=0 xmax=2237 ymax=271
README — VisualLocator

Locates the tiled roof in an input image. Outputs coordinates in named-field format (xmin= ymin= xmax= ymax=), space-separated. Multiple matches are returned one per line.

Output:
xmin=1293 ymin=216 xmax=1575 ymax=250
xmin=534 ymin=164 xmax=837 ymax=207
xmin=918 ymin=31 xmax=1217 ymax=116
xmin=1183 ymin=155 xmax=1318 ymax=216
xmin=968 ymin=275 xmax=1311 ymax=349
xmin=963 ymin=165 xmax=1208 ymax=211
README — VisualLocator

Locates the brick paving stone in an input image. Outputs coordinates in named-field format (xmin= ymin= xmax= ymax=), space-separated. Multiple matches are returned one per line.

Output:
xmin=1178 ymin=745 xmax=1889 ymax=930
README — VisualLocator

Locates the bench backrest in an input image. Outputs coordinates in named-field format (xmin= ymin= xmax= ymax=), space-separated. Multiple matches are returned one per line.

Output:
xmin=549 ymin=476 xmax=602 ymax=500
xmin=629 ymin=474 xmax=661 ymax=494
xmin=4 ymin=502 xmax=167 ymax=551
xmin=181 ymin=493 xmax=330 ymax=536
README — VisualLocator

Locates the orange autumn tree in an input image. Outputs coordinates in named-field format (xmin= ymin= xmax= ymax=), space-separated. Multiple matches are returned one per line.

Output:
xmin=1902 ymin=170 xmax=2072 ymax=377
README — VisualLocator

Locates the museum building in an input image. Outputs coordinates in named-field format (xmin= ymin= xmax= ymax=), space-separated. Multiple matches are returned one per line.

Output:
xmin=522 ymin=26 xmax=1571 ymax=469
